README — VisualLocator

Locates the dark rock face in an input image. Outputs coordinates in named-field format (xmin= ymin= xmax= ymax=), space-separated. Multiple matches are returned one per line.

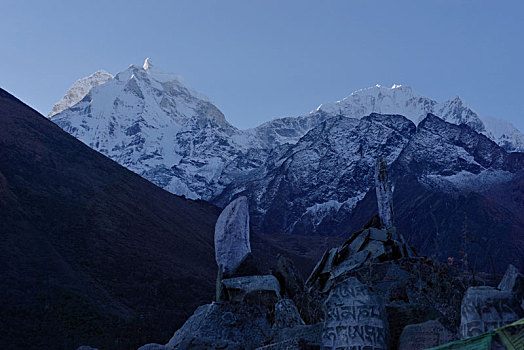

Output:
xmin=398 ymin=320 xmax=454 ymax=350
xmin=459 ymin=286 xmax=524 ymax=339
xmin=322 ymin=277 xmax=389 ymax=349
xmin=216 ymin=114 xmax=416 ymax=236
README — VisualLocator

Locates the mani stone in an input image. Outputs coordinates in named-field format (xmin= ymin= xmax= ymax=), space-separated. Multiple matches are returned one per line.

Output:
xmin=215 ymin=196 xmax=251 ymax=275
xmin=375 ymin=158 xmax=394 ymax=229
xmin=398 ymin=320 xmax=454 ymax=350
xmin=322 ymin=277 xmax=389 ymax=349
xmin=459 ymin=286 xmax=524 ymax=339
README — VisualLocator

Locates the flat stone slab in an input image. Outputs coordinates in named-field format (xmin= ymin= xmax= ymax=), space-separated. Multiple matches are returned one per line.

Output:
xmin=222 ymin=275 xmax=281 ymax=304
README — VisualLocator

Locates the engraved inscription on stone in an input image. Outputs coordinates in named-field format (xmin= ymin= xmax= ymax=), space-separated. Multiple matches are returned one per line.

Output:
xmin=398 ymin=320 xmax=454 ymax=350
xmin=460 ymin=286 xmax=524 ymax=339
xmin=322 ymin=277 xmax=389 ymax=350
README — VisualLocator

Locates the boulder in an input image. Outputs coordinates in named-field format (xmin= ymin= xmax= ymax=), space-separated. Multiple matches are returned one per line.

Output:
xmin=398 ymin=320 xmax=454 ymax=350
xmin=322 ymin=277 xmax=389 ymax=349
xmin=215 ymin=196 xmax=251 ymax=276
xmin=165 ymin=302 xmax=272 ymax=349
xmin=460 ymin=286 xmax=524 ymax=339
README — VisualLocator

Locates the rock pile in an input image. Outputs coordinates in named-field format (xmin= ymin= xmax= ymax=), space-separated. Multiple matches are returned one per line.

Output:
xmin=306 ymin=216 xmax=416 ymax=294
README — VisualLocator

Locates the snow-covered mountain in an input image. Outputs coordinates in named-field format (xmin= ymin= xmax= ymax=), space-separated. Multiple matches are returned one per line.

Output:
xmin=51 ymin=59 xmax=276 ymax=199
xmin=314 ymin=84 xmax=524 ymax=152
xmin=50 ymin=61 xmax=524 ymax=236
xmin=48 ymin=70 xmax=113 ymax=118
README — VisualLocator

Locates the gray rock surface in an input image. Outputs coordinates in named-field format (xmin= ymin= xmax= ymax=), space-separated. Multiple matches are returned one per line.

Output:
xmin=375 ymin=158 xmax=394 ymax=228
xmin=273 ymin=299 xmax=305 ymax=329
xmin=165 ymin=302 xmax=272 ymax=349
xmin=322 ymin=277 xmax=389 ymax=349
xmin=215 ymin=196 xmax=251 ymax=275
xmin=460 ymin=286 xmax=524 ymax=339
xmin=398 ymin=320 xmax=454 ymax=350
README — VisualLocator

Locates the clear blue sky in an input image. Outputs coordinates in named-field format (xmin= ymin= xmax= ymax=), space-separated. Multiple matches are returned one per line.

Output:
xmin=1 ymin=0 xmax=523 ymax=131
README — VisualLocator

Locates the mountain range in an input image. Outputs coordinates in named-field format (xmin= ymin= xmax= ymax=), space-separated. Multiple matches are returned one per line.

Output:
xmin=49 ymin=59 xmax=524 ymax=271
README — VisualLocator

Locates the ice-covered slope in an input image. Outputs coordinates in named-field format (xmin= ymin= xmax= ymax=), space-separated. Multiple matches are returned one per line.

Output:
xmin=48 ymin=70 xmax=113 ymax=118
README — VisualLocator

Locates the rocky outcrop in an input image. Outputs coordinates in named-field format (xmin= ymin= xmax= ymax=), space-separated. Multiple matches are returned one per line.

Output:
xmin=306 ymin=224 xmax=415 ymax=293
xmin=215 ymin=197 xmax=251 ymax=276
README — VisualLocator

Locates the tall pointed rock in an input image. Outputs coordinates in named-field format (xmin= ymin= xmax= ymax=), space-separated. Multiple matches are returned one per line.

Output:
xmin=375 ymin=158 xmax=394 ymax=228
xmin=214 ymin=196 xmax=251 ymax=275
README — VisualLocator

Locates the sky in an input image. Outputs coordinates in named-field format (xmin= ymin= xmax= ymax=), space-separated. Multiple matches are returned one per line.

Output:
xmin=1 ymin=0 xmax=523 ymax=131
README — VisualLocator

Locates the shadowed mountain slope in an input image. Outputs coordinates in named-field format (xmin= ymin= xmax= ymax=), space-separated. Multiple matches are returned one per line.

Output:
xmin=0 ymin=88 xmax=222 ymax=349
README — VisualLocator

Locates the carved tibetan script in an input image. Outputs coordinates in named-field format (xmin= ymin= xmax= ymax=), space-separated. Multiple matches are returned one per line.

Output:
xmin=322 ymin=277 xmax=389 ymax=350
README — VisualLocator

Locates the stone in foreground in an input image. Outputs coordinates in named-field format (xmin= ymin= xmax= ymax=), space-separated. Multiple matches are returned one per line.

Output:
xmin=215 ymin=196 xmax=251 ymax=275
xmin=322 ymin=277 xmax=389 ymax=349
xmin=460 ymin=286 xmax=524 ymax=339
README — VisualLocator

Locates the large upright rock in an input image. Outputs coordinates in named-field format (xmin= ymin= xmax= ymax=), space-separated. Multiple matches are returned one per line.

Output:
xmin=215 ymin=196 xmax=251 ymax=275
xmin=375 ymin=158 xmax=394 ymax=229
xmin=322 ymin=277 xmax=389 ymax=349
xmin=498 ymin=264 xmax=524 ymax=309
xmin=460 ymin=286 xmax=524 ymax=339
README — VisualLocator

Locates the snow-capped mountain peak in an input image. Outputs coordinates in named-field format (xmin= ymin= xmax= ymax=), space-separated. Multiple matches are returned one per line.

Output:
xmin=309 ymin=84 xmax=524 ymax=152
